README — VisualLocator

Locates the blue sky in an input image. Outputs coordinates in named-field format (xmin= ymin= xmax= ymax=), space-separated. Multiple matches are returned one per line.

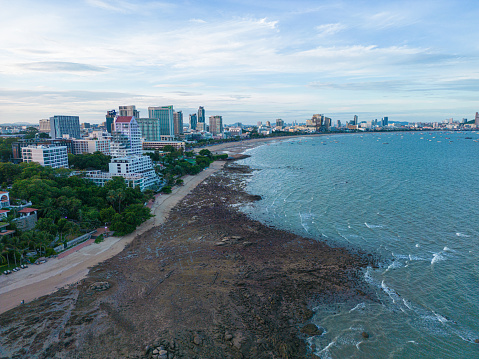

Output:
xmin=1 ymin=0 xmax=478 ymax=124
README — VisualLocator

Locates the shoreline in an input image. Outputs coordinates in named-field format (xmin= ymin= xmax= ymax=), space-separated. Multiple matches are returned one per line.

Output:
xmin=0 ymin=161 xmax=226 ymax=315
xmin=0 ymin=135 xmax=309 ymax=315
xmin=0 ymin=159 xmax=373 ymax=358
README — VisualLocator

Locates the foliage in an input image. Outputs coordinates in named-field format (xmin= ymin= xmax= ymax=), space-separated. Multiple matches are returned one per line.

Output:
xmin=0 ymin=137 xmax=18 ymax=163
xmin=0 ymin=161 xmax=151 ymax=266
xmin=161 ymin=186 xmax=172 ymax=194
xmin=68 ymin=151 xmax=111 ymax=171
xmin=94 ymin=234 xmax=104 ymax=244
xmin=109 ymin=204 xmax=152 ymax=236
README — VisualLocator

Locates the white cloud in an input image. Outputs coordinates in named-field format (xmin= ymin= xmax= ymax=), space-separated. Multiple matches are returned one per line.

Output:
xmin=316 ymin=23 xmax=346 ymax=36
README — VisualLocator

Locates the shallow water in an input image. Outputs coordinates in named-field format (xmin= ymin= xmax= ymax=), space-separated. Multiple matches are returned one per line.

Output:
xmin=238 ymin=131 xmax=479 ymax=358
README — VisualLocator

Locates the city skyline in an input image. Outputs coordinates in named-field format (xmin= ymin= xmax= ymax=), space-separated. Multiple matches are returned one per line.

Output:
xmin=1 ymin=0 xmax=478 ymax=124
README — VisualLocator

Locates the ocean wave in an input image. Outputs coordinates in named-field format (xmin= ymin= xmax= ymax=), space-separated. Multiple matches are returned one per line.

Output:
xmin=456 ymin=232 xmax=470 ymax=237
xmin=349 ymin=302 xmax=366 ymax=313
xmin=365 ymin=222 xmax=383 ymax=229
xmin=431 ymin=253 xmax=445 ymax=265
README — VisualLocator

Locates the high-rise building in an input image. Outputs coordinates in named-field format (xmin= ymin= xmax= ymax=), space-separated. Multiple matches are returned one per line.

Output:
xmin=148 ymin=106 xmax=174 ymax=137
xmin=173 ymin=111 xmax=183 ymax=136
xmin=382 ymin=116 xmax=389 ymax=127
xmin=475 ymin=112 xmax=479 ymax=126
xmin=198 ymin=106 xmax=205 ymax=124
xmin=136 ymin=118 xmax=160 ymax=141
xmin=209 ymin=116 xmax=223 ymax=136
xmin=257 ymin=121 xmax=262 ymax=127
xmin=266 ymin=121 xmax=271 ymax=127
xmin=110 ymin=116 xmax=142 ymax=157
xmin=106 ymin=110 xmax=116 ymax=133
xmin=276 ymin=119 xmax=284 ymax=128
xmin=189 ymin=113 xmax=198 ymax=130
xmin=49 ymin=115 xmax=81 ymax=139
xmin=39 ymin=119 xmax=50 ymax=133
xmin=353 ymin=115 xmax=358 ymax=125
xmin=119 ymin=105 xmax=139 ymax=117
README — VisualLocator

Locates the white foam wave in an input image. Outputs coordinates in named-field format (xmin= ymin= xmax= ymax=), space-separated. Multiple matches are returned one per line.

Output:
xmin=431 ymin=253 xmax=445 ymax=265
xmin=365 ymin=222 xmax=383 ymax=229
xmin=381 ymin=280 xmax=401 ymax=303
xmin=349 ymin=302 xmax=366 ymax=313
xmin=456 ymin=232 xmax=470 ymax=237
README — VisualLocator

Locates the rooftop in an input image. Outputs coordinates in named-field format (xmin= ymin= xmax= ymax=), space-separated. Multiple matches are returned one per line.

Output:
xmin=18 ymin=208 xmax=39 ymax=213
xmin=115 ymin=116 xmax=133 ymax=123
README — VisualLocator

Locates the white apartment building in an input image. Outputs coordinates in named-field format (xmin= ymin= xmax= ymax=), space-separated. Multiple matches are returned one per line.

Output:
xmin=84 ymin=156 xmax=159 ymax=191
xmin=73 ymin=139 xmax=111 ymax=155
xmin=110 ymin=116 xmax=142 ymax=157
xmin=22 ymin=145 xmax=68 ymax=169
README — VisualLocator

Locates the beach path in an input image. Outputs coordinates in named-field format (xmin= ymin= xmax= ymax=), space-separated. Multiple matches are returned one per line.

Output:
xmin=0 ymin=161 xmax=225 ymax=315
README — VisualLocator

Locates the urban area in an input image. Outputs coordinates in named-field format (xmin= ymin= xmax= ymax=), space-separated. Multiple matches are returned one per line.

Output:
xmin=1 ymin=104 xmax=479 ymax=275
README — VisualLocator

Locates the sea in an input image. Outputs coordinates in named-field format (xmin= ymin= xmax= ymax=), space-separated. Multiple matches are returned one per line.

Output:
xmin=237 ymin=131 xmax=479 ymax=359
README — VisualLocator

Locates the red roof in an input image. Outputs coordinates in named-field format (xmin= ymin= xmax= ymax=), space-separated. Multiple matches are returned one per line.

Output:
xmin=115 ymin=116 xmax=133 ymax=123
xmin=0 ymin=210 xmax=9 ymax=214
xmin=19 ymin=208 xmax=38 ymax=213
xmin=0 ymin=191 xmax=8 ymax=194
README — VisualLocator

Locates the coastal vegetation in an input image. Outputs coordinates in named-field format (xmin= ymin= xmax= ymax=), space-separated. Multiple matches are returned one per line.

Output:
xmin=0 ymin=162 xmax=152 ymax=270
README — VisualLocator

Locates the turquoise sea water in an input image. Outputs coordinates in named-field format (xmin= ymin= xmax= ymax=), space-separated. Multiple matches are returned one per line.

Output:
xmin=238 ymin=131 xmax=479 ymax=359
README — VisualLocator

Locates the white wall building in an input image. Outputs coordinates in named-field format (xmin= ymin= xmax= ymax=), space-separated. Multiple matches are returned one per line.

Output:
xmin=110 ymin=116 xmax=142 ymax=157
xmin=22 ymin=145 xmax=68 ymax=169
xmin=73 ymin=139 xmax=111 ymax=155
xmin=84 ymin=156 xmax=159 ymax=191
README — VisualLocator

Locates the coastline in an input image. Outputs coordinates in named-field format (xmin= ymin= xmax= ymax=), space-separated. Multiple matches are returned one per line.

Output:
xmin=0 ymin=159 xmax=373 ymax=359
xmin=0 ymin=161 xmax=226 ymax=315
xmin=0 ymin=134 xmax=317 ymax=315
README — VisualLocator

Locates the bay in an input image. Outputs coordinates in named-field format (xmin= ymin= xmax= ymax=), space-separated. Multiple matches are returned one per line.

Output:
xmin=238 ymin=131 xmax=479 ymax=358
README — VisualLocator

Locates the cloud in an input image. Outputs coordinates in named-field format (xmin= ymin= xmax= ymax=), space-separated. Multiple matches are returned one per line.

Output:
xmin=18 ymin=62 xmax=107 ymax=73
xmin=316 ymin=23 xmax=346 ymax=36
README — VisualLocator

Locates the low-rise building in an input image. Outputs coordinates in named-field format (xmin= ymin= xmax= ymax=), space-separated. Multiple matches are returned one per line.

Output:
xmin=22 ymin=145 xmax=69 ymax=168
xmin=142 ymin=141 xmax=185 ymax=151
xmin=14 ymin=208 xmax=39 ymax=231
xmin=73 ymin=139 xmax=111 ymax=155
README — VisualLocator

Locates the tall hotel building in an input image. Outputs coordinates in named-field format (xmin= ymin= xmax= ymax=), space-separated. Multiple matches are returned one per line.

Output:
xmin=83 ymin=115 xmax=159 ymax=191
xmin=198 ymin=106 xmax=205 ymax=125
xmin=110 ymin=116 xmax=142 ymax=157
xmin=189 ymin=113 xmax=198 ymax=130
xmin=119 ymin=105 xmax=140 ymax=117
xmin=49 ymin=115 xmax=81 ymax=139
xmin=148 ymin=106 xmax=174 ymax=138
xmin=209 ymin=115 xmax=223 ymax=136
xmin=173 ymin=111 xmax=183 ymax=136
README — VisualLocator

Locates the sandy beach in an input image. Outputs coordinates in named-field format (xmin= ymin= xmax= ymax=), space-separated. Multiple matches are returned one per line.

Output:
xmin=0 ymin=160 xmax=226 ymax=315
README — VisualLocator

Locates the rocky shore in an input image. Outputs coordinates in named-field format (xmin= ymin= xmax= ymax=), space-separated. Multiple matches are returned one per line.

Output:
xmin=0 ymin=163 xmax=375 ymax=359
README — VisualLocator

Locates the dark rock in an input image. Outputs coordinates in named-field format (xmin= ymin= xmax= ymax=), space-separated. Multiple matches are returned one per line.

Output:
xmin=302 ymin=309 xmax=314 ymax=320
xmin=361 ymin=331 xmax=369 ymax=339
xmin=474 ymin=339 xmax=479 ymax=344
xmin=300 ymin=324 xmax=324 ymax=336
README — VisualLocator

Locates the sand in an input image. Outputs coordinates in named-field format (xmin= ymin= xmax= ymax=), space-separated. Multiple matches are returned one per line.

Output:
xmin=0 ymin=160 xmax=226 ymax=315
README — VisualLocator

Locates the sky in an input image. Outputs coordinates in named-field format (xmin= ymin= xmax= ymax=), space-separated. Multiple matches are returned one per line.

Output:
xmin=1 ymin=0 xmax=478 ymax=125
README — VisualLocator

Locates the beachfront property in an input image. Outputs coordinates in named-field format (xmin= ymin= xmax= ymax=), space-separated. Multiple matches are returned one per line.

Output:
xmin=79 ymin=115 xmax=160 ymax=191
xmin=21 ymin=145 xmax=69 ymax=169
